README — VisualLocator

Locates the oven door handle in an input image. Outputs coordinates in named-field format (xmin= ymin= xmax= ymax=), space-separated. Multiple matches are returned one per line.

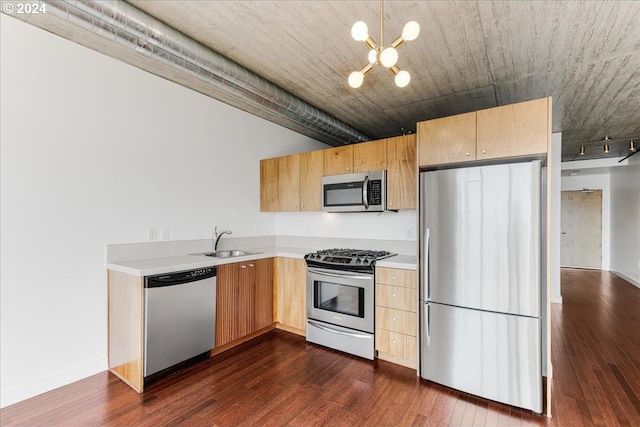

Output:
xmin=307 ymin=267 xmax=372 ymax=280
xmin=307 ymin=320 xmax=372 ymax=339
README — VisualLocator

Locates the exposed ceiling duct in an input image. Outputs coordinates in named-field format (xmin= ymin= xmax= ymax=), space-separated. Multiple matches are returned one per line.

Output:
xmin=43 ymin=0 xmax=371 ymax=145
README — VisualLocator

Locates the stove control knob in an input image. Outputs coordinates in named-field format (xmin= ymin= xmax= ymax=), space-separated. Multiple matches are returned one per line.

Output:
xmin=355 ymin=258 xmax=361 ymax=264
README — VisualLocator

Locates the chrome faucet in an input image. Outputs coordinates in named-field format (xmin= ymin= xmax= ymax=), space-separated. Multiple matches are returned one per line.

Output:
xmin=214 ymin=226 xmax=232 ymax=252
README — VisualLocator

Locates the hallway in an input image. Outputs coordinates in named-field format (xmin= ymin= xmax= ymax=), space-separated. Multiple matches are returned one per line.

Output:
xmin=550 ymin=268 xmax=640 ymax=426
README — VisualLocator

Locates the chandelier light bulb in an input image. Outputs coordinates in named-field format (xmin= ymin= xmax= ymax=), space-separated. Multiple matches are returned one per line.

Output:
xmin=402 ymin=21 xmax=420 ymax=41
xmin=395 ymin=70 xmax=411 ymax=87
xmin=351 ymin=21 xmax=369 ymax=41
xmin=348 ymin=71 xmax=364 ymax=88
xmin=380 ymin=47 xmax=398 ymax=67
xmin=368 ymin=49 xmax=378 ymax=64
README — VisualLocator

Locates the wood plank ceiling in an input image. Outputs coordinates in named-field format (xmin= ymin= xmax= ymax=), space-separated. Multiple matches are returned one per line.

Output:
xmin=10 ymin=1 xmax=640 ymax=162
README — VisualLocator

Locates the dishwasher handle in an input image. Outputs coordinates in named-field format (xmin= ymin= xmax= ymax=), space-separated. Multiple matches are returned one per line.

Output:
xmin=145 ymin=266 xmax=217 ymax=288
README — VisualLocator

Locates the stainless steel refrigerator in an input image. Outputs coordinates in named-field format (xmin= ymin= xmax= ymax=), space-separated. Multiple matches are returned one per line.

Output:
xmin=420 ymin=160 xmax=542 ymax=413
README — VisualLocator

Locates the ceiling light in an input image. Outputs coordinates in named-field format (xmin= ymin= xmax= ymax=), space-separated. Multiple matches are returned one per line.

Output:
xmin=348 ymin=0 xmax=419 ymax=88
xmin=579 ymin=144 xmax=585 ymax=155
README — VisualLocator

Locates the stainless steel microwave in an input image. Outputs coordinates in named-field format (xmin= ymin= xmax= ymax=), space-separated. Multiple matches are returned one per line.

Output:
xmin=321 ymin=170 xmax=386 ymax=212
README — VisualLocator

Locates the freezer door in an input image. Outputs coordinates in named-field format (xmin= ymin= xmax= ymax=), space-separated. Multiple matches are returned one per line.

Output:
xmin=420 ymin=161 xmax=541 ymax=317
xmin=420 ymin=302 xmax=542 ymax=413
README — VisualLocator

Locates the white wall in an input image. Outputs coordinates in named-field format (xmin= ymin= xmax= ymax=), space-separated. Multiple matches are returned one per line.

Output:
xmin=0 ymin=15 xmax=325 ymax=407
xmin=610 ymin=154 xmax=640 ymax=287
xmin=561 ymin=172 xmax=611 ymax=271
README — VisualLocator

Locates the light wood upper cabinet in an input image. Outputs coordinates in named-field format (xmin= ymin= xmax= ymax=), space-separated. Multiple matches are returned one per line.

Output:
xmin=353 ymin=139 xmax=387 ymax=173
xmin=274 ymin=257 xmax=306 ymax=334
xmin=260 ymin=152 xmax=322 ymax=212
xmin=323 ymin=145 xmax=353 ymax=176
xmin=260 ymin=157 xmax=280 ymax=212
xmin=299 ymin=150 xmax=323 ymax=211
xmin=278 ymin=154 xmax=301 ymax=211
xmin=386 ymin=134 xmax=416 ymax=210
xmin=476 ymin=97 xmax=549 ymax=159
xmin=418 ymin=97 xmax=550 ymax=167
xmin=418 ymin=111 xmax=477 ymax=167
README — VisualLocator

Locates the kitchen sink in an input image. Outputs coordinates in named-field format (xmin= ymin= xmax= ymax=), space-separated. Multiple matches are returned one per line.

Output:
xmin=192 ymin=250 xmax=261 ymax=258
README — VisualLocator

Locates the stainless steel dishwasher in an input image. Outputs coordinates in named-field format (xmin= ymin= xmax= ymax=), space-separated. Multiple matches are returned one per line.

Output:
xmin=144 ymin=266 xmax=216 ymax=378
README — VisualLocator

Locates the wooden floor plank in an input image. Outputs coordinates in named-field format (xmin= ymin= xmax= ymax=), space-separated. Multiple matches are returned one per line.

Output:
xmin=2 ymin=268 xmax=640 ymax=426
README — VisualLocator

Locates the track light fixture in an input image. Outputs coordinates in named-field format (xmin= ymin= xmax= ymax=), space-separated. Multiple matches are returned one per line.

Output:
xmin=603 ymin=136 xmax=611 ymax=153
xmin=631 ymin=139 xmax=637 ymax=152
xmin=348 ymin=0 xmax=420 ymax=88
xmin=579 ymin=144 xmax=585 ymax=155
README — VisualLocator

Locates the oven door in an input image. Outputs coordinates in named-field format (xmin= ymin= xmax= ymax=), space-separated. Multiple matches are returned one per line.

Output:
xmin=306 ymin=266 xmax=374 ymax=333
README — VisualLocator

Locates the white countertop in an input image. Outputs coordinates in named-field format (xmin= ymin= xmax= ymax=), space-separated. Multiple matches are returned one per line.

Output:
xmin=107 ymin=247 xmax=416 ymax=276
xmin=106 ymin=247 xmax=308 ymax=276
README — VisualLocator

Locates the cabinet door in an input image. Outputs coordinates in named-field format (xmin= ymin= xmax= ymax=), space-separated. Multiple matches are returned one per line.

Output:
xmin=237 ymin=262 xmax=255 ymax=338
xmin=477 ymin=97 xmax=549 ymax=160
xmin=278 ymin=154 xmax=301 ymax=211
xmin=260 ymin=157 xmax=280 ymax=212
xmin=253 ymin=258 xmax=274 ymax=331
xmin=216 ymin=263 xmax=241 ymax=346
xmin=299 ymin=150 xmax=323 ymax=211
xmin=418 ymin=111 xmax=477 ymax=167
xmin=274 ymin=257 xmax=307 ymax=332
xmin=353 ymin=139 xmax=387 ymax=173
xmin=386 ymin=135 xmax=416 ymax=210
xmin=323 ymin=145 xmax=353 ymax=176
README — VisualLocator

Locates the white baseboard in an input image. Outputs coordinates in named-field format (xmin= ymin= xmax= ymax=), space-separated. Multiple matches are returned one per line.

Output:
xmin=0 ymin=357 xmax=107 ymax=408
xmin=611 ymin=270 xmax=640 ymax=289
xmin=551 ymin=294 xmax=563 ymax=304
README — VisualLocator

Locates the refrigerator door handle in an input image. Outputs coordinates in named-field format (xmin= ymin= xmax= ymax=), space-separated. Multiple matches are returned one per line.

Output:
xmin=423 ymin=228 xmax=430 ymax=300
xmin=425 ymin=303 xmax=431 ymax=345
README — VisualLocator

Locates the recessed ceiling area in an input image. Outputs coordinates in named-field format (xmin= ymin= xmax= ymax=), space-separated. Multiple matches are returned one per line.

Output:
xmin=8 ymin=0 xmax=640 ymax=162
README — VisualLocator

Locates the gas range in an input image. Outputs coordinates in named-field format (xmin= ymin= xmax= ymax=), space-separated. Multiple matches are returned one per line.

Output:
xmin=304 ymin=248 xmax=396 ymax=272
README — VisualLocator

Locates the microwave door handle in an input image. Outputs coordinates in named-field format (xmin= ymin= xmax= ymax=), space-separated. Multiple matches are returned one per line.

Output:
xmin=362 ymin=175 xmax=369 ymax=210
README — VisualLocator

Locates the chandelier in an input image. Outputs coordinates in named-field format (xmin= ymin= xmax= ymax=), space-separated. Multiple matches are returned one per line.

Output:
xmin=348 ymin=0 xmax=420 ymax=88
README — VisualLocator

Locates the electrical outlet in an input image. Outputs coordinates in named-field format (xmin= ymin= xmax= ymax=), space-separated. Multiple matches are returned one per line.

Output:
xmin=148 ymin=227 xmax=157 ymax=241
xmin=161 ymin=227 xmax=169 ymax=241
xmin=406 ymin=228 xmax=413 ymax=239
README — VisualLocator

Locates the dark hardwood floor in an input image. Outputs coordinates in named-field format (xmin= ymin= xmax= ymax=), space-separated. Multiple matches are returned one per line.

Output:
xmin=2 ymin=268 xmax=639 ymax=426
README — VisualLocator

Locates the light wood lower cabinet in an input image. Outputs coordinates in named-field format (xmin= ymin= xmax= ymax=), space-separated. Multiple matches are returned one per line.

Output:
xmin=216 ymin=258 xmax=274 ymax=348
xmin=274 ymin=257 xmax=307 ymax=335
xmin=108 ymin=269 xmax=144 ymax=392
xmin=375 ymin=266 xmax=418 ymax=370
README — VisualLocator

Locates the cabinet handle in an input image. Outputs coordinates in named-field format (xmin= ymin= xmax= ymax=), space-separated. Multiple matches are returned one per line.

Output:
xmin=354 ymin=166 xmax=358 ymax=170
xmin=482 ymin=150 xmax=487 ymax=154
xmin=249 ymin=264 xmax=254 ymax=267
xmin=392 ymin=276 xmax=397 ymax=280
xmin=241 ymin=265 xmax=247 ymax=269
xmin=301 ymin=205 xmax=304 ymax=209
xmin=389 ymin=202 xmax=393 ymax=206
xmin=392 ymin=316 xmax=397 ymax=321
xmin=392 ymin=339 xmax=397 ymax=344
xmin=392 ymin=293 xmax=397 ymax=297
xmin=346 ymin=167 xmax=350 ymax=171
xmin=465 ymin=152 xmax=470 ymax=156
